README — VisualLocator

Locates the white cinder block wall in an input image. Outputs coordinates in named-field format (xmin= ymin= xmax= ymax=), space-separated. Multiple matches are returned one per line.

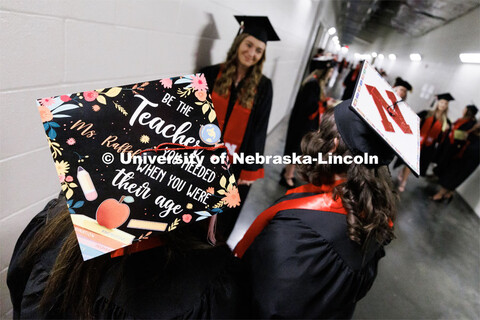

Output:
xmin=346 ymin=7 xmax=480 ymax=216
xmin=0 ymin=0 xmax=336 ymax=316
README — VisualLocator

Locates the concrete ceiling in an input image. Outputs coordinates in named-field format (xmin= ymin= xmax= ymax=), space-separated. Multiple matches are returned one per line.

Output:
xmin=337 ymin=0 xmax=480 ymax=45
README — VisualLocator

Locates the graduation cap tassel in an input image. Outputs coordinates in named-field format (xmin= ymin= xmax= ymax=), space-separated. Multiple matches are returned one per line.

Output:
xmin=236 ymin=20 xmax=244 ymax=37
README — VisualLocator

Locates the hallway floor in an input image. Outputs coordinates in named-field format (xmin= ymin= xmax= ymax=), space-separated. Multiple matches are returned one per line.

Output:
xmin=227 ymin=114 xmax=480 ymax=319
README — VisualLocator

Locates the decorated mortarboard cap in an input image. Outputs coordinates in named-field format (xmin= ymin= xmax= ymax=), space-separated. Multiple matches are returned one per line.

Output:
xmin=334 ymin=99 xmax=396 ymax=166
xmin=436 ymin=93 xmax=454 ymax=101
xmin=234 ymin=15 xmax=280 ymax=43
xmin=466 ymin=104 xmax=478 ymax=116
xmin=335 ymin=61 xmax=421 ymax=176
xmin=37 ymin=74 xmax=239 ymax=260
xmin=393 ymin=77 xmax=412 ymax=91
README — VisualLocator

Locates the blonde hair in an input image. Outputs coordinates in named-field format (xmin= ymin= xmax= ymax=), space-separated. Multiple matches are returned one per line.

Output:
xmin=214 ymin=33 xmax=266 ymax=109
xmin=428 ymin=100 xmax=449 ymax=131
xmin=302 ymin=67 xmax=333 ymax=101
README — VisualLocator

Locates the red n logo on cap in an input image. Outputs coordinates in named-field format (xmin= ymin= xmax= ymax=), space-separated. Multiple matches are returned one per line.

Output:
xmin=365 ymin=85 xmax=413 ymax=134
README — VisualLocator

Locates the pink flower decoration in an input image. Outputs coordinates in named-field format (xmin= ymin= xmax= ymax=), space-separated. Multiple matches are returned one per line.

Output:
xmin=65 ymin=176 xmax=74 ymax=182
xmin=92 ymin=105 xmax=100 ymax=112
xmin=182 ymin=214 xmax=192 ymax=223
xmin=191 ymin=74 xmax=208 ymax=92
xmin=40 ymin=97 xmax=55 ymax=107
xmin=206 ymin=187 xmax=214 ymax=194
xmin=38 ymin=105 xmax=53 ymax=122
xmin=195 ymin=90 xmax=207 ymax=101
xmin=66 ymin=138 xmax=76 ymax=145
xmin=60 ymin=95 xmax=71 ymax=102
xmin=84 ymin=91 xmax=99 ymax=102
xmin=160 ymin=78 xmax=172 ymax=89
xmin=59 ymin=174 xmax=65 ymax=183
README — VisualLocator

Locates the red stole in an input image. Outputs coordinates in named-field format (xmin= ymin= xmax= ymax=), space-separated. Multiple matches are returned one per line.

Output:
xmin=234 ymin=181 xmax=346 ymax=258
xmin=420 ymin=115 xmax=444 ymax=147
xmin=309 ymin=99 xmax=327 ymax=123
xmin=449 ymin=118 xmax=470 ymax=144
xmin=211 ymin=70 xmax=252 ymax=161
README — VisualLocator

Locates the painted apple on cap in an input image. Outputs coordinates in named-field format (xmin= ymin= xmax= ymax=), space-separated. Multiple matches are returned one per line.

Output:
xmin=96 ymin=195 xmax=134 ymax=229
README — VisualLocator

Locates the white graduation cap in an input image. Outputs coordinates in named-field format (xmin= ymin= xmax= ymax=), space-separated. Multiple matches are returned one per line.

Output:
xmin=345 ymin=61 xmax=420 ymax=176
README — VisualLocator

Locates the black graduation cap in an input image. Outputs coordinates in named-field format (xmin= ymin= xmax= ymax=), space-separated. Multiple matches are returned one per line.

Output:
xmin=234 ymin=15 xmax=280 ymax=43
xmin=466 ymin=104 xmax=478 ymax=116
xmin=334 ymin=99 xmax=396 ymax=167
xmin=393 ymin=77 xmax=412 ymax=91
xmin=436 ymin=93 xmax=455 ymax=101
xmin=310 ymin=57 xmax=337 ymax=70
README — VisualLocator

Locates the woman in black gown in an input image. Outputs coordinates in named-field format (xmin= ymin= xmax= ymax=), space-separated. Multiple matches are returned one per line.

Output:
xmin=280 ymin=59 xmax=336 ymax=188
xmin=7 ymin=194 xmax=249 ymax=319
xmin=432 ymin=106 xmax=479 ymax=202
xmin=235 ymin=100 xmax=399 ymax=319
xmin=199 ymin=16 xmax=279 ymax=240
xmin=397 ymin=93 xmax=452 ymax=191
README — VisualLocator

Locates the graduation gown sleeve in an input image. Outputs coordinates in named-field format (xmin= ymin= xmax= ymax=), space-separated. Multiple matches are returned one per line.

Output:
xmin=237 ymin=76 xmax=273 ymax=180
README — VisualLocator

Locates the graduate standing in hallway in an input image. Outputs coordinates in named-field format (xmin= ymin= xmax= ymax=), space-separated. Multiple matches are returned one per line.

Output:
xmin=199 ymin=16 xmax=279 ymax=240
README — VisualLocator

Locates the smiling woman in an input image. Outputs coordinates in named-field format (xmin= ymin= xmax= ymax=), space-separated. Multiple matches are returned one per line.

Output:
xmin=199 ymin=15 xmax=280 ymax=240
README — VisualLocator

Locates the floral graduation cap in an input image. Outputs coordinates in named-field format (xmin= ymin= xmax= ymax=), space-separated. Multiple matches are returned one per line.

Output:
xmin=37 ymin=74 xmax=239 ymax=260
xmin=343 ymin=60 xmax=420 ymax=176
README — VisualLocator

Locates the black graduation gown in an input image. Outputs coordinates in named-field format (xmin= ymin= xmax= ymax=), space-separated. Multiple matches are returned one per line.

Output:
xmin=284 ymin=79 xmax=321 ymax=155
xmin=199 ymin=64 xmax=273 ymax=177
xmin=438 ymin=133 xmax=479 ymax=190
xmin=341 ymin=68 xmax=359 ymax=100
xmin=242 ymin=192 xmax=385 ymax=319
xmin=199 ymin=64 xmax=273 ymax=238
xmin=7 ymin=199 xmax=249 ymax=319
xmin=434 ymin=118 xmax=477 ymax=177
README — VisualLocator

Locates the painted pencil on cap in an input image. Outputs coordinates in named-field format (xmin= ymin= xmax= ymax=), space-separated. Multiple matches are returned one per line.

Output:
xmin=234 ymin=15 xmax=280 ymax=43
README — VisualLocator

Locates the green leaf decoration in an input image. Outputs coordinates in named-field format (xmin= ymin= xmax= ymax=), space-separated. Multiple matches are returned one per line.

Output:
xmin=217 ymin=189 xmax=226 ymax=195
xmin=105 ymin=87 xmax=122 ymax=97
xmin=229 ymin=175 xmax=236 ymax=185
xmin=61 ymin=184 xmax=67 ymax=191
xmin=69 ymin=183 xmax=78 ymax=188
xmin=96 ymin=88 xmax=105 ymax=93
xmin=220 ymin=176 xmax=226 ymax=188
xmin=97 ymin=95 xmax=107 ymax=105
xmin=66 ymin=188 xmax=73 ymax=199
xmin=208 ymin=110 xmax=216 ymax=122
xmin=195 ymin=102 xmax=203 ymax=106
xmin=202 ymin=104 xmax=209 ymax=114
xmin=123 ymin=196 xmax=135 ymax=203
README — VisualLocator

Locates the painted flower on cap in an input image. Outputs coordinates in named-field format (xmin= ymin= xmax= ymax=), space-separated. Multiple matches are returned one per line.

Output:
xmin=55 ymin=160 xmax=70 ymax=176
xmin=66 ymin=138 xmax=76 ymax=145
xmin=84 ymin=91 xmax=99 ymax=102
xmin=38 ymin=105 xmax=53 ymax=122
xmin=182 ymin=214 xmax=192 ymax=223
xmin=191 ymin=74 xmax=208 ymax=92
xmin=92 ymin=105 xmax=100 ymax=112
xmin=222 ymin=186 xmax=241 ymax=208
xmin=195 ymin=90 xmax=207 ymax=101
xmin=40 ymin=97 xmax=55 ymax=107
xmin=206 ymin=187 xmax=214 ymax=194
xmin=160 ymin=78 xmax=172 ymax=89
xmin=60 ymin=95 xmax=72 ymax=102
